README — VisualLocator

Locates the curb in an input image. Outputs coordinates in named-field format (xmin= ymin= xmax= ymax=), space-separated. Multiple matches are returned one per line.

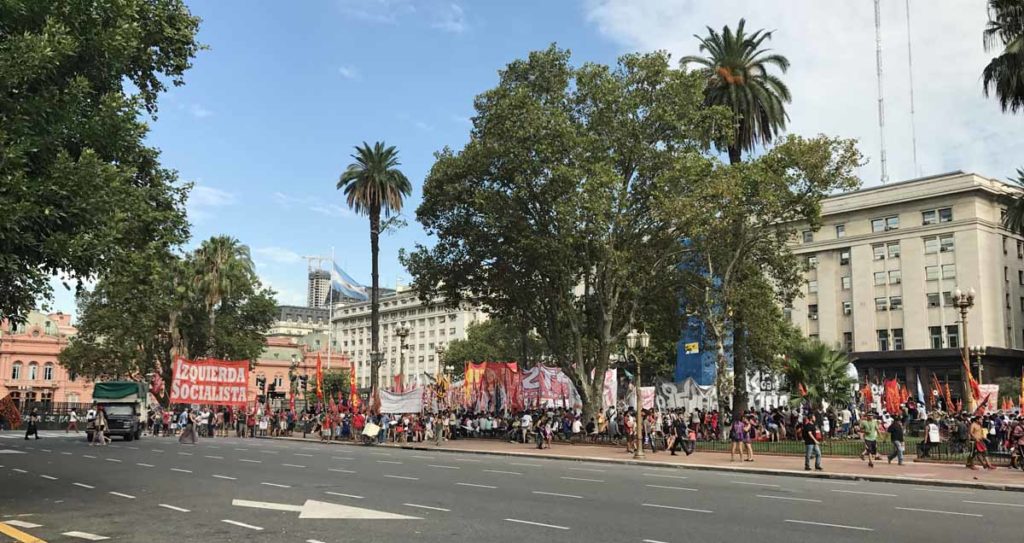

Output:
xmin=259 ymin=435 xmax=1024 ymax=493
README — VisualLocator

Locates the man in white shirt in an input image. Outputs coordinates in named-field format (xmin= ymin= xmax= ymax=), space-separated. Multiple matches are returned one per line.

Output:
xmin=839 ymin=407 xmax=852 ymax=436
xmin=520 ymin=413 xmax=532 ymax=443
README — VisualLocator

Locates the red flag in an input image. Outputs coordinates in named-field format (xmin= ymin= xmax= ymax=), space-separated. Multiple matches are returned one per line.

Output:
xmin=349 ymin=365 xmax=361 ymax=411
xmin=968 ymin=372 xmax=981 ymax=401
xmin=974 ymin=393 xmax=993 ymax=416
xmin=861 ymin=381 xmax=873 ymax=408
xmin=316 ymin=353 xmax=324 ymax=401
xmin=798 ymin=383 xmax=808 ymax=397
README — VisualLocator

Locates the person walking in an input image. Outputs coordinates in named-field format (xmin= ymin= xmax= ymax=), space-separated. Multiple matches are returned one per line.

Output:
xmin=920 ymin=417 xmax=940 ymax=458
xmin=67 ymin=408 xmax=79 ymax=434
xmin=24 ymin=408 xmax=41 ymax=440
xmin=857 ymin=411 xmax=880 ymax=468
xmin=802 ymin=413 xmax=823 ymax=471
xmin=178 ymin=407 xmax=197 ymax=445
xmin=887 ymin=417 xmax=906 ymax=466
xmin=966 ymin=416 xmax=995 ymax=470
xmin=91 ymin=406 xmax=110 ymax=446
xmin=730 ymin=416 xmax=746 ymax=462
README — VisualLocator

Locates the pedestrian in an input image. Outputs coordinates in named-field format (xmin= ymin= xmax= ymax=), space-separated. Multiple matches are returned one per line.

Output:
xmin=966 ymin=416 xmax=995 ymax=470
xmin=857 ymin=411 xmax=880 ymax=468
xmin=178 ymin=407 xmax=197 ymax=445
xmin=92 ymin=406 xmax=110 ymax=446
xmin=730 ymin=415 xmax=746 ymax=462
xmin=802 ymin=413 xmax=823 ymax=471
xmin=743 ymin=414 xmax=757 ymax=462
xmin=920 ymin=417 xmax=940 ymax=458
xmin=887 ymin=417 xmax=905 ymax=465
xmin=24 ymin=408 xmax=41 ymax=440
xmin=67 ymin=408 xmax=79 ymax=434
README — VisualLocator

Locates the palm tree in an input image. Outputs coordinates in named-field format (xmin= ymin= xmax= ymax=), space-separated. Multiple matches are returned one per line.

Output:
xmin=982 ymin=0 xmax=1024 ymax=113
xmin=337 ymin=142 xmax=412 ymax=398
xmin=781 ymin=340 xmax=857 ymax=411
xmin=1001 ymin=168 xmax=1024 ymax=233
xmin=191 ymin=235 xmax=255 ymax=355
xmin=681 ymin=19 xmax=791 ymax=164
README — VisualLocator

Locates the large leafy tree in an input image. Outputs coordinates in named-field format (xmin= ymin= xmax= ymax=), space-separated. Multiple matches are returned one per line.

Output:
xmin=403 ymin=46 xmax=728 ymax=421
xmin=982 ymin=0 xmax=1024 ymax=113
xmin=0 ymin=0 xmax=200 ymax=323
xmin=191 ymin=235 xmax=257 ymax=350
xmin=681 ymin=19 xmax=791 ymax=164
xmin=441 ymin=319 xmax=548 ymax=375
xmin=780 ymin=340 xmax=857 ymax=411
xmin=336 ymin=142 xmax=412 ymax=399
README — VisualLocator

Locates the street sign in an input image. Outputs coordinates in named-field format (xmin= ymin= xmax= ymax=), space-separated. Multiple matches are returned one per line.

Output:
xmin=231 ymin=499 xmax=419 ymax=520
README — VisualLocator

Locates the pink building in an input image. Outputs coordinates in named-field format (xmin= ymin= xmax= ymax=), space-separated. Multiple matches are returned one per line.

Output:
xmin=0 ymin=311 xmax=94 ymax=406
xmin=249 ymin=335 xmax=352 ymax=403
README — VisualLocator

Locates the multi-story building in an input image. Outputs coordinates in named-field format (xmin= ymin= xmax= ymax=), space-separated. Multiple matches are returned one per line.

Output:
xmin=269 ymin=305 xmax=330 ymax=337
xmin=790 ymin=171 xmax=1024 ymax=399
xmin=331 ymin=287 xmax=488 ymax=389
xmin=307 ymin=269 xmax=331 ymax=308
xmin=1 ymin=311 xmax=93 ymax=407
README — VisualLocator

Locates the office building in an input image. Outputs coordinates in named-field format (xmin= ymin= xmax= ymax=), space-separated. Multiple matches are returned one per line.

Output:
xmin=306 ymin=269 xmax=331 ymax=308
xmin=270 ymin=305 xmax=330 ymax=337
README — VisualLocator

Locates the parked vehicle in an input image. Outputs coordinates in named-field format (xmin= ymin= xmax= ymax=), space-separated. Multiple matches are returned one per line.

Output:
xmin=86 ymin=381 xmax=149 ymax=442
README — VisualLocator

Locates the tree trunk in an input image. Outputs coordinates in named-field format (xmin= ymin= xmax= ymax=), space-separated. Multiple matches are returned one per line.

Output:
xmin=715 ymin=345 xmax=731 ymax=440
xmin=731 ymin=321 xmax=749 ymax=424
xmin=369 ymin=207 xmax=381 ymax=406
xmin=728 ymin=144 xmax=742 ymax=165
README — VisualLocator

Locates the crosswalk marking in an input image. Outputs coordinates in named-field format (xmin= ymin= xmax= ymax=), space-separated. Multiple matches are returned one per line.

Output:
xmin=62 ymin=531 xmax=110 ymax=540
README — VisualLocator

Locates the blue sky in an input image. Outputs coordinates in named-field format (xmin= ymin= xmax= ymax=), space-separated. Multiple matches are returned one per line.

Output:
xmin=48 ymin=0 xmax=1023 ymax=314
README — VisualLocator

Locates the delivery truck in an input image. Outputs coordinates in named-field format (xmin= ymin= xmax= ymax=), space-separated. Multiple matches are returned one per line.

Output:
xmin=87 ymin=381 xmax=149 ymax=442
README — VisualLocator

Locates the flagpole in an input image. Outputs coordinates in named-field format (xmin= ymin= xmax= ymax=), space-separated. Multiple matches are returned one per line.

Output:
xmin=327 ymin=246 xmax=334 ymax=371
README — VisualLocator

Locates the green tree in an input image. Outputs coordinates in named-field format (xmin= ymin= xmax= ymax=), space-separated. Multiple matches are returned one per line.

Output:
xmin=403 ymin=46 xmax=728 ymax=421
xmin=190 ymin=235 xmax=257 ymax=354
xmin=441 ymin=319 xmax=548 ymax=374
xmin=303 ymin=370 xmax=351 ymax=406
xmin=1001 ymin=169 xmax=1024 ymax=234
xmin=336 ymin=142 xmax=412 ymax=399
xmin=681 ymin=19 xmax=791 ymax=165
xmin=780 ymin=340 xmax=857 ymax=410
xmin=994 ymin=375 xmax=1022 ymax=404
xmin=982 ymin=0 xmax=1024 ymax=113
xmin=0 ymin=0 xmax=201 ymax=323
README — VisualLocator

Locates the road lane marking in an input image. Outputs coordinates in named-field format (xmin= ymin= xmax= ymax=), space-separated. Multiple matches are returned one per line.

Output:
xmin=136 ymin=463 xmax=154 ymax=468
xmin=428 ymin=464 xmax=460 ymax=469
xmin=109 ymin=492 xmax=135 ymax=499
xmin=213 ymin=475 xmax=237 ymax=480
xmin=642 ymin=503 xmax=712 ymax=514
xmin=40 ymin=475 xmax=58 ymax=480
xmin=258 ymin=450 xmax=279 ymax=454
xmin=483 ymin=469 xmax=522 ymax=475
xmin=369 ymin=451 xmax=392 ymax=456
xmin=221 ymin=520 xmax=263 ymax=531
xmin=895 ymin=507 xmax=981 ymax=517
xmin=61 ymin=531 xmax=110 ymax=540
xmin=308 ymin=540 xmax=327 ymax=543
xmin=170 ymin=468 xmax=192 ymax=473
xmin=510 ymin=462 xmax=543 ymax=467
xmin=73 ymin=483 xmax=94 ymax=489
xmin=239 ymin=459 xmax=261 ymax=463
xmin=456 ymin=482 xmax=497 ymax=489
xmin=449 ymin=458 xmax=481 ymax=462
xmin=730 ymin=481 xmax=779 ymax=488
xmin=151 ymin=449 xmax=164 ymax=453
xmin=12 ymin=468 xmax=27 ymax=473
xmin=643 ymin=540 xmax=669 ymax=543
xmin=643 ymin=473 xmax=687 ymax=480
xmin=918 ymin=488 xmax=973 ymax=495
xmin=260 ymin=482 xmax=291 ymax=488
xmin=560 ymin=476 xmax=603 ymax=483
xmin=832 ymin=490 xmax=898 ymax=497
xmin=3 ymin=520 xmax=42 ymax=528
xmin=329 ymin=468 xmax=356 ymax=473
xmin=645 ymin=484 xmax=698 ymax=492
xmin=332 ymin=456 xmax=353 ymax=461
xmin=104 ymin=458 xmax=122 ymax=463
xmin=294 ymin=453 xmax=313 ymax=457
xmin=377 ymin=460 xmax=403 ymax=465
xmin=158 ymin=504 xmax=189 ymax=512
xmin=963 ymin=500 xmax=1024 ymax=508
xmin=40 ymin=449 xmax=51 ymax=453
xmin=567 ymin=467 xmax=605 ymax=473
xmin=282 ymin=464 xmax=307 ymax=468
xmin=807 ymin=479 xmax=859 ymax=486
xmin=411 ymin=455 xmax=435 ymax=460
xmin=234 ymin=448 xmax=248 ymax=451
xmin=0 ymin=521 xmax=46 ymax=543
xmin=82 ymin=455 xmax=96 ymax=459
xmin=177 ymin=452 xmax=193 ymax=456
xmin=532 ymin=491 xmax=582 ymax=499
xmin=126 ymin=446 xmax=139 ymax=450
xmin=785 ymin=519 xmax=873 ymax=531
xmin=384 ymin=475 xmax=419 ymax=480
xmin=504 ymin=518 xmax=569 ymax=530
xmin=404 ymin=503 xmax=450 ymax=512
xmin=204 ymin=455 xmax=224 ymax=460
xmin=61 ymin=452 xmax=73 ymax=455
xmin=757 ymin=495 xmax=822 ymax=503
xmin=325 ymin=491 xmax=364 ymax=499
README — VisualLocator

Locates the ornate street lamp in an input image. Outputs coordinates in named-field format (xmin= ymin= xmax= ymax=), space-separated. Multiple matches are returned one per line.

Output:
xmin=951 ymin=287 xmax=976 ymax=411
xmin=969 ymin=345 xmax=986 ymax=385
xmin=395 ymin=325 xmax=410 ymax=391
xmin=625 ymin=329 xmax=650 ymax=460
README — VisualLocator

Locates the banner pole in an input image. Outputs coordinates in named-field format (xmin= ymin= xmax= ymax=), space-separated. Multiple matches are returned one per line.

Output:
xmin=327 ymin=246 xmax=335 ymax=371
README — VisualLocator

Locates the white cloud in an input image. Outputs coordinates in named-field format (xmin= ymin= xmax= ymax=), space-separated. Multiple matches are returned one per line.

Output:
xmin=273 ymin=191 xmax=355 ymax=219
xmin=337 ymin=0 xmax=415 ymax=24
xmin=584 ymin=0 xmax=1023 ymax=187
xmin=189 ymin=104 xmax=212 ymax=119
xmin=451 ymin=114 xmax=472 ymax=126
xmin=253 ymin=246 xmax=304 ymax=265
xmin=414 ymin=120 xmax=434 ymax=131
xmin=432 ymin=3 xmax=467 ymax=33
xmin=187 ymin=184 xmax=235 ymax=222
xmin=310 ymin=203 xmax=355 ymax=218
xmin=338 ymin=65 xmax=360 ymax=80
xmin=262 ymin=277 xmax=307 ymax=306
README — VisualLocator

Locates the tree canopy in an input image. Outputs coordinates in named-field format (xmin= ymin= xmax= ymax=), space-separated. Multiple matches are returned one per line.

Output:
xmin=982 ymin=0 xmax=1024 ymax=113
xmin=441 ymin=318 xmax=548 ymax=374
xmin=780 ymin=340 xmax=857 ymax=410
xmin=0 ymin=0 xmax=201 ymax=323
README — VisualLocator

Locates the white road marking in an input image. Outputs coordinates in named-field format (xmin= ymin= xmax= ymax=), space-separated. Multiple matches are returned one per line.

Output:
xmin=404 ymin=503 xmax=450 ymax=512
xmin=308 ymin=540 xmax=327 ymax=543
xmin=73 ymin=482 xmax=95 ymax=489
xmin=504 ymin=518 xmax=569 ymax=530
xmin=40 ymin=475 xmax=58 ymax=480
xmin=510 ymin=462 xmax=543 ymax=467
xmin=567 ymin=467 xmax=605 ymax=473
xmin=40 ymin=449 xmax=51 ymax=453
xmin=643 ymin=539 xmax=670 ymax=543
xmin=919 ymin=488 xmax=974 ymax=495
xmin=560 ymin=476 xmax=604 ymax=483
xmin=384 ymin=475 xmax=419 ymax=481
xmin=832 ymin=490 xmax=897 ymax=497
xmin=332 ymin=456 xmax=354 ymax=461
xmin=325 ymin=491 xmax=364 ymax=499
xmin=369 ymin=451 xmax=392 ymax=456
xmin=895 ymin=507 xmax=982 ymax=517
xmin=645 ymin=484 xmax=698 ymax=492
xmin=221 ymin=519 xmax=263 ymax=531
xmin=449 ymin=458 xmax=481 ymax=462
xmin=643 ymin=473 xmax=687 ymax=480
xmin=170 ymin=468 xmax=192 ymax=473
xmin=329 ymin=468 xmax=356 ymax=474
xmin=532 ymin=491 xmax=582 ymax=499
xmin=456 ymin=482 xmax=497 ymax=489
xmin=235 ymin=448 xmax=248 ymax=451
xmin=151 ymin=449 xmax=164 ymax=453
xmin=757 ymin=495 xmax=822 ymax=503
xmin=158 ymin=504 xmax=190 ymax=512
xmin=483 ymin=469 xmax=522 ymax=475
xmin=109 ymin=491 xmax=136 ymax=499
xmin=283 ymin=464 xmax=307 ymax=468
xmin=136 ymin=463 xmax=155 ymax=467
xmin=126 ymin=446 xmax=139 ymax=450
xmin=61 ymin=452 xmax=73 ymax=455
xmin=4 ymin=520 xmax=41 ymax=528
xmin=731 ymin=481 xmax=779 ymax=488
xmin=963 ymin=500 xmax=1024 ymax=508
xmin=204 ymin=455 xmax=224 ymax=459
xmin=807 ymin=479 xmax=859 ymax=486
xmin=177 ymin=452 xmax=193 ymax=456
xmin=261 ymin=482 xmax=291 ymax=488
xmin=61 ymin=531 xmax=110 ymax=540
xmin=428 ymin=464 xmax=460 ymax=470
xmin=239 ymin=459 xmax=261 ymax=463
xmin=294 ymin=453 xmax=313 ymax=457
xmin=12 ymin=468 xmax=27 ymax=473
xmin=377 ymin=460 xmax=403 ymax=465
xmin=411 ymin=455 xmax=435 ymax=460
xmin=786 ymin=519 xmax=873 ymax=531
xmin=105 ymin=458 xmax=122 ymax=463
xmin=82 ymin=455 xmax=97 ymax=459
xmin=213 ymin=474 xmax=237 ymax=480
xmin=642 ymin=503 xmax=712 ymax=513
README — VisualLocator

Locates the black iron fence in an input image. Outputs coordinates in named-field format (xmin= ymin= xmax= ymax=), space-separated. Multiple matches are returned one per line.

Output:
xmin=0 ymin=402 xmax=94 ymax=431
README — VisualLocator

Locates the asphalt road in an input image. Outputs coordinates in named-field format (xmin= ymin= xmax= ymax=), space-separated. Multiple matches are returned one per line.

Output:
xmin=1 ymin=430 xmax=1022 ymax=543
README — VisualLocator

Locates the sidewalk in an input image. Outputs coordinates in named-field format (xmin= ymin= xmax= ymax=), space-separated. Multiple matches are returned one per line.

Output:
xmin=265 ymin=434 xmax=1024 ymax=492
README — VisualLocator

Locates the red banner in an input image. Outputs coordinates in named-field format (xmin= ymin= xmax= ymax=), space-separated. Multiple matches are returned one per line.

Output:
xmin=169 ymin=357 xmax=249 ymax=406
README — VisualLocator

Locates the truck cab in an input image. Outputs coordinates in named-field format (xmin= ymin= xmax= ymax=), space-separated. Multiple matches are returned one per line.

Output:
xmin=87 ymin=381 xmax=149 ymax=442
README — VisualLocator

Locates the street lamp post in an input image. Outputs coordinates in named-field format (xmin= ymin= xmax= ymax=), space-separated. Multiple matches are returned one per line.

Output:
xmin=396 ymin=326 xmax=410 ymax=392
xmin=370 ymin=351 xmax=383 ymax=396
xmin=951 ymin=287 xmax=976 ymax=412
xmin=625 ymin=329 xmax=651 ymax=460
xmin=969 ymin=345 xmax=986 ymax=385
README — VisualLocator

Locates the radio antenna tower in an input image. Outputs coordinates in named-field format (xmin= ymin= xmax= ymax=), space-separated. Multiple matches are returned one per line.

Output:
xmin=905 ymin=0 xmax=920 ymax=177
xmin=874 ymin=0 xmax=889 ymax=184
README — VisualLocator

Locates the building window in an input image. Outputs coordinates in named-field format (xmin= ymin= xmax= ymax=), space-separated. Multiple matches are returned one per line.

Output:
xmin=842 ymin=301 xmax=853 ymax=315
xmin=940 ymin=235 xmax=954 ymax=252
xmin=43 ymin=364 xmax=53 ymax=381
xmin=922 ymin=207 xmax=953 ymax=225
xmin=927 ymin=293 xmax=941 ymax=307
xmin=28 ymin=364 xmax=37 ymax=380
xmin=888 ymin=242 xmax=901 ymax=259
xmin=802 ymin=230 xmax=813 ymax=243
xmin=924 ymin=234 xmax=954 ymax=253
xmin=872 ymin=244 xmax=886 ymax=260
xmin=925 ymin=266 xmax=939 ymax=281
xmin=11 ymin=362 xmax=21 ymax=380
xmin=806 ymin=255 xmax=818 ymax=268
xmin=871 ymin=216 xmax=898 ymax=232
xmin=841 ymin=276 xmax=852 ymax=290
xmin=874 ymin=272 xmax=886 ymax=286
xmin=449 ymin=327 xmax=456 ymax=335
xmin=808 ymin=280 xmax=818 ymax=294
xmin=1004 ymin=235 xmax=1009 ymax=255
xmin=877 ymin=330 xmax=889 ymax=351
xmin=929 ymin=326 xmax=943 ymax=349
xmin=1019 ymin=270 xmax=1023 ymax=285
xmin=941 ymin=264 xmax=956 ymax=279
xmin=946 ymin=325 xmax=960 ymax=349
xmin=888 ymin=270 xmax=901 ymax=284
xmin=839 ymin=248 xmax=851 ymax=266
xmin=783 ymin=307 xmax=793 ymax=322
xmin=892 ymin=329 xmax=904 ymax=350
xmin=1007 ymin=292 xmax=1013 ymax=309
xmin=836 ymin=224 xmax=846 ymax=238
xmin=942 ymin=291 xmax=954 ymax=306
xmin=875 ymin=297 xmax=888 ymax=311
xmin=808 ymin=304 xmax=819 ymax=320
xmin=1006 ymin=267 xmax=1010 ymax=282
xmin=1018 ymin=241 xmax=1023 ymax=258
xmin=889 ymin=296 xmax=903 ymax=310
xmin=843 ymin=332 xmax=853 ymax=351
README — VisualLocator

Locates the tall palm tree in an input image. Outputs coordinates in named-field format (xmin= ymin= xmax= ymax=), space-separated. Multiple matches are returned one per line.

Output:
xmin=337 ymin=142 xmax=412 ymax=398
xmin=681 ymin=19 xmax=791 ymax=164
xmin=781 ymin=340 xmax=857 ymax=411
xmin=1001 ymin=168 xmax=1024 ymax=233
xmin=191 ymin=235 xmax=255 ymax=355
xmin=982 ymin=0 xmax=1024 ymax=113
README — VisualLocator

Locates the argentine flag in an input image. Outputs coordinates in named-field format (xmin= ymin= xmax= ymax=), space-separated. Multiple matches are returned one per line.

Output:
xmin=330 ymin=263 xmax=369 ymax=301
